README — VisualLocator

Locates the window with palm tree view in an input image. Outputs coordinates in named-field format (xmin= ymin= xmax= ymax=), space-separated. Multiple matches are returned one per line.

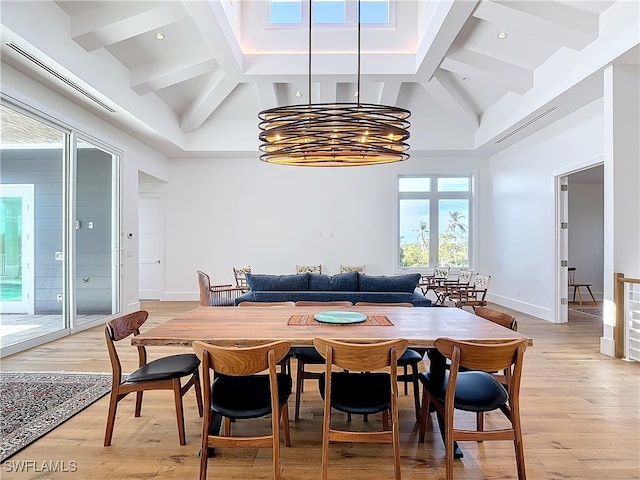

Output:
xmin=398 ymin=175 xmax=472 ymax=268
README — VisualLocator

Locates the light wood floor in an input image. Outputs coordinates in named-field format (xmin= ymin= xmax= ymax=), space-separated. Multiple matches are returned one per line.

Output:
xmin=1 ymin=301 xmax=638 ymax=479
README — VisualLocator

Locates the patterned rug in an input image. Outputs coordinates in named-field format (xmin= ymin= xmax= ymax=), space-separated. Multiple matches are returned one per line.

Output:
xmin=0 ymin=372 xmax=112 ymax=462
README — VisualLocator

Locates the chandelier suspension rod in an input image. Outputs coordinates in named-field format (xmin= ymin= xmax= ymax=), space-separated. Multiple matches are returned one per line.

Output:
xmin=357 ymin=0 xmax=361 ymax=106
xmin=308 ymin=0 xmax=312 ymax=106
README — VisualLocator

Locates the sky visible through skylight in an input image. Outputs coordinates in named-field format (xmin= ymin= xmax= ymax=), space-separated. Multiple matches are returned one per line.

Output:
xmin=270 ymin=0 xmax=389 ymax=24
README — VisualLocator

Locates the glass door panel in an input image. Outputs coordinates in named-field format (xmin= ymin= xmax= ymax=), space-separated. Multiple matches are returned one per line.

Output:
xmin=74 ymin=139 xmax=119 ymax=325
xmin=0 ymin=105 xmax=66 ymax=350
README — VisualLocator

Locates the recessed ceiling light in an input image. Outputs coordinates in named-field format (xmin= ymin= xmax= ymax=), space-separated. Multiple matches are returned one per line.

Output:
xmin=295 ymin=91 xmax=302 ymax=98
xmin=497 ymin=32 xmax=508 ymax=39
xmin=156 ymin=33 xmax=165 ymax=40
xmin=462 ymin=77 xmax=470 ymax=82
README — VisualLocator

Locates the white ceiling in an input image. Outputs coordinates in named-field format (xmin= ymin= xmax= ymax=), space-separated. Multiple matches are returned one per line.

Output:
xmin=1 ymin=0 xmax=638 ymax=158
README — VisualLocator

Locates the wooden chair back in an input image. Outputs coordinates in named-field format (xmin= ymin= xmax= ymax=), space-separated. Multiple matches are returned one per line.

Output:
xmin=355 ymin=302 xmax=413 ymax=307
xmin=238 ymin=301 xmax=296 ymax=307
xmin=196 ymin=270 xmax=213 ymax=306
xmin=193 ymin=340 xmax=290 ymax=377
xmin=295 ymin=300 xmax=352 ymax=307
xmin=474 ymin=306 xmax=518 ymax=331
xmin=105 ymin=310 xmax=149 ymax=380
xmin=314 ymin=337 xmax=408 ymax=373
xmin=436 ymin=337 xmax=527 ymax=373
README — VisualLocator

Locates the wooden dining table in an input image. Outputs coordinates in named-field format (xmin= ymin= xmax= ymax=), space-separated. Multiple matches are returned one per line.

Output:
xmin=132 ymin=305 xmax=532 ymax=348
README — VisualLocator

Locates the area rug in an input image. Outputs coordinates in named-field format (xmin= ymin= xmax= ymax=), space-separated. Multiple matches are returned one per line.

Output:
xmin=0 ymin=372 xmax=112 ymax=462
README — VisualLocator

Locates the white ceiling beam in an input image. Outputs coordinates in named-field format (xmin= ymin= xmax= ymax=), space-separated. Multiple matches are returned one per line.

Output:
xmin=415 ymin=0 xmax=479 ymax=80
xmin=180 ymin=70 xmax=237 ymax=133
xmin=441 ymin=48 xmax=533 ymax=94
xmin=131 ymin=47 xmax=217 ymax=95
xmin=376 ymin=81 xmax=402 ymax=106
xmin=474 ymin=1 xmax=599 ymax=51
xmin=319 ymin=82 xmax=337 ymax=103
xmin=71 ymin=2 xmax=189 ymax=52
xmin=421 ymin=71 xmax=478 ymax=128
xmin=255 ymin=82 xmax=279 ymax=110
xmin=184 ymin=1 xmax=243 ymax=82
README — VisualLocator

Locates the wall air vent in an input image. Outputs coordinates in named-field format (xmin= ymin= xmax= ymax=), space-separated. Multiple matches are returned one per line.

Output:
xmin=495 ymin=106 xmax=558 ymax=144
xmin=4 ymin=42 xmax=116 ymax=113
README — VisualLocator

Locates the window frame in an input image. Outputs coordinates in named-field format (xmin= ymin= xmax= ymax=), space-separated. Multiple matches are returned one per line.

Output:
xmin=395 ymin=172 xmax=475 ymax=272
xmin=267 ymin=0 xmax=393 ymax=28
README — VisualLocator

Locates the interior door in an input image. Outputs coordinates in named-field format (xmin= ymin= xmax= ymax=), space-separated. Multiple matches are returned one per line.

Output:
xmin=138 ymin=194 xmax=164 ymax=300
xmin=557 ymin=175 xmax=569 ymax=323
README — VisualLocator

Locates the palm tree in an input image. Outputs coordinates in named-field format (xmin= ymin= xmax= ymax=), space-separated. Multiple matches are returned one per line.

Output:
xmin=414 ymin=221 xmax=429 ymax=251
xmin=447 ymin=211 xmax=467 ymax=236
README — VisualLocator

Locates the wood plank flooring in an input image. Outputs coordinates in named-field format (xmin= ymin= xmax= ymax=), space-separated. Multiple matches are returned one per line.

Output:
xmin=1 ymin=301 xmax=638 ymax=479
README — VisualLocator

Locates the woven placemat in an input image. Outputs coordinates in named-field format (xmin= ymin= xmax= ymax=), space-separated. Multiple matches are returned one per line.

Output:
xmin=288 ymin=315 xmax=393 ymax=326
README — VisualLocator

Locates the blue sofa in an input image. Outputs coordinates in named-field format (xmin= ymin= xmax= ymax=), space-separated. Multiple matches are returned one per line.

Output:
xmin=234 ymin=271 xmax=432 ymax=307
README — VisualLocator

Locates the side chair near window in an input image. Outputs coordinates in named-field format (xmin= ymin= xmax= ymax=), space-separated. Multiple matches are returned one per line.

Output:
xmin=418 ymin=337 xmax=529 ymax=480
xmin=104 ymin=310 xmax=203 ymax=446
xmin=292 ymin=300 xmax=353 ymax=422
xmin=296 ymin=264 xmax=322 ymax=274
xmin=448 ymin=274 xmax=491 ymax=311
xmin=339 ymin=264 xmax=366 ymax=273
xmin=435 ymin=270 xmax=474 ymax=305
xmin=197 ymin=270 xmax=244 ymax=306
xmin=192 ymin=340 xmax=292 ymax=480
xmin=568 ymin=267 xmax=597 ymax=305
xmin=419 ymin=264 xmax=450 ymax=297
xmin=233 ymin=266 xmax=252 ymax=291
xmin=313 ymin=337 xmax=408 ymax=480
xmin=355 ymin=302 xmax=422 ymax=422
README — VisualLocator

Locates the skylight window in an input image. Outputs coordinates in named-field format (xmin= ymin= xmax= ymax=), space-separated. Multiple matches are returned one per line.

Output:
xmin=269 ymin=0 xmax=390 ymax=25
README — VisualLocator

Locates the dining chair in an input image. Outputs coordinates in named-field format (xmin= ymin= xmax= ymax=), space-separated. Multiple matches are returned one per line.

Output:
xmin=568 ymin=267 xmax=597 ymax=305
xmin=355 ymin=302 xmax=422 ymax=422
xmin=238 ymin=301 xmax=296 ymax=307
xmin=232 ymin=266 xmax=252 ymax=291
xmin=296 ymin=264 xmax=322 ymax=274
xmin=313 ymin=337 xmax=408 ymax=480
xmin=104 ymin=310 xmax=203 ymax=446
xmin=449 ymin=274 xmax=491 ymax=311
xmin=420 ymin=265 xmax=450 ymax=297
xmin=236 ymin=301 xmax=296 ymax=375
xmin=197 ymin=270 xmax=244 ymax=306
xmin=192 ymin=340 xmax=292 ymax=480
xmin=473 ymin=306 xmax=518 ymax=433
xmin=418 ymin=337 xmax=529 ymax=480
xmin=292 ymin=300 xmax=353 ymax=421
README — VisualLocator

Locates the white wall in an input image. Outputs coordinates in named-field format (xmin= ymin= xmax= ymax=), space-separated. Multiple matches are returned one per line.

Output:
xmin=568 ymin=182 xmax=604 ymax=299
xmin=488 ymin=99 xmax=604 ymax=321
xmin=161 ymin=155 xmax=490 ymax=300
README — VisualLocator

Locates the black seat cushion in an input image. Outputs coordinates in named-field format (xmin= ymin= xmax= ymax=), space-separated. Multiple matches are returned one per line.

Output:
xmin=211 ymin=373 xmax=292 ymax=419
xmin=397 ymin=348 xmax=423 ymax=365
xmin=419 ymin=371 xmax=508 ymax=412
xmin=127 ymin=353 xmax=200 ymax=383
xmin=319 ymin=372 xmax=391 ymax=415
xmin=292 ymin=346 xmax=325 ymax=364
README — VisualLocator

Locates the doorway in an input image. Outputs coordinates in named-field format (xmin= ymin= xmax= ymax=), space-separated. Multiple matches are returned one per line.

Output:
xmin=138 ymin=193 xmax=164 ymax=300
xmin=557 ymin=164 xmax=604 ymax=323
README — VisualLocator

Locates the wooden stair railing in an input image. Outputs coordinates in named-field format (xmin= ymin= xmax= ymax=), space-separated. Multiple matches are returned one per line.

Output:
xmin=614 ymin=273 xmax=640 ymax=360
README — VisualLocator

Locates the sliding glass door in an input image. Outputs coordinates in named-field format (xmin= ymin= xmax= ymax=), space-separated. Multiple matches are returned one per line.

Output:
xmin=0 ymin=103 xmax=120 ymax=355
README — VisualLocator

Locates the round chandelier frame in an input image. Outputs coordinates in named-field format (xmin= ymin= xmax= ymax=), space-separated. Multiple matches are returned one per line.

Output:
xmin=258 ymin=1 xmax=411 ymax=167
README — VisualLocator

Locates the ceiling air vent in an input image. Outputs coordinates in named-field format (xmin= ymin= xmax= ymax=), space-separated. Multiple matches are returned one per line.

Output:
xmin=495 ymin=106 xmax=558 ymax=144
xmin=4 ymin=42 xmax=116 ymax=113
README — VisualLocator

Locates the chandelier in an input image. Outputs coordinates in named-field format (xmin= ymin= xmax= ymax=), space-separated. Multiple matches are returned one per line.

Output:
xmin=258 ymin=0 xmax=411 ymax=167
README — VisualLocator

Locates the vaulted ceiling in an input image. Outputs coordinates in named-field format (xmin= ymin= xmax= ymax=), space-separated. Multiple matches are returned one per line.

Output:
xmin=1 ymin=1 xmax=638 ymax=158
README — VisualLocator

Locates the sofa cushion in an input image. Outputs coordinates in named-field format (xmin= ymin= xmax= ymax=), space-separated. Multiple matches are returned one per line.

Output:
xmin=358 ymin=273 xmax=421 ymax=293
xmin=245 ymin=273 xmax=309 ymax=292
xmin=308 ymin=272 xmax=359 ymax=291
